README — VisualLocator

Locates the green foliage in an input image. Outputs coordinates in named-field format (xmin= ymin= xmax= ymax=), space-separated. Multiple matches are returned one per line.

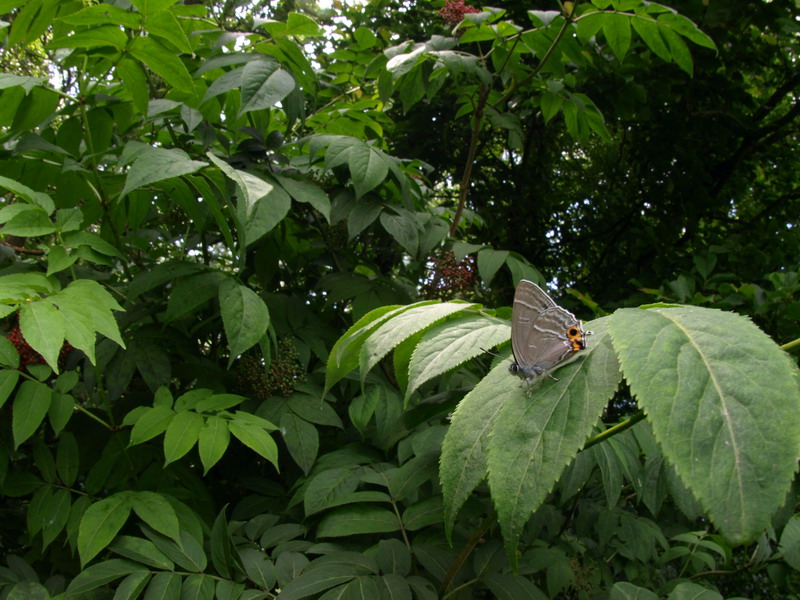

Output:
xmin=0 ymin=0 xmax=798 ymax=598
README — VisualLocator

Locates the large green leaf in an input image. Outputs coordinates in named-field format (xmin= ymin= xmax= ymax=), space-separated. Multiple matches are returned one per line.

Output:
xmin=486 ymin=317 xmax=621 ymax=566
xmin=198 ymin=415 xmax=230 ymax=474
xmin=128 ymin=35 xmax=194 ymax=94
xmin=609 ymin=306 xmax=800 ymax=543
xmin=279 ymin=412 xmax=318 ymax=475
xmin=12 ymin=380 xmax=52 ymax=449
xmin=358 ymin=302 xmax=478 ymax=383
xmin=47 ymin=25 xmax=128 ymax=51
xmin=405 ymin=314 xmax=509 ymax=402
xmin=163 ymin=410 xmax=203 ymax=465
xmin=164 ymin=271 xmax=226 ymax=322
xmin=228 ymin=419 xmax=279 ymax=470
xmin=218 ymin=278 xmax=270 ymax=363
xmin=120 ymin=146 xmax=207 ymax=198
xmin=128 ymin=405 xmax=176 ymax=446
xmin=65 ymin=559 xmax=146 ymax=598
xmin=129 ymin=491 xmax=181 ymax=543
xmin=207 ymin=154 xmax=291 ymax=245
xmin=275 ymin=565 xmax=360 ymax=600
xmin=239 ymin=58 xmax=296 ymax=115
xmin=19 ymin=300 xmax=65 ymax=372
xmin=316 ymin=505 xmax=400 ymax=537
xmin=348 ymin=142 xmax=389 ymax=198
xmin=78 ymin=493 xmax=133 ymax=566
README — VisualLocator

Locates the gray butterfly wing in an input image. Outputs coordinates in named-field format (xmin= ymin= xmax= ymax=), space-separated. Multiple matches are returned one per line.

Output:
xmin=511 ymin=280 xmax=581 ymax=379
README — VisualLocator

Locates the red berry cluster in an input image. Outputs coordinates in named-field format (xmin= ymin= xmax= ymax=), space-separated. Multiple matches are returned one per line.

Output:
xmin=438 ymin=0 xmax=480 ymax=28
xmin=234 ymin=339 xmax=306 ymax=399
xmin=7 ymin=325 xmax=73 ymax=369
xmin=421 ymin=250 xmax=476 ymax=299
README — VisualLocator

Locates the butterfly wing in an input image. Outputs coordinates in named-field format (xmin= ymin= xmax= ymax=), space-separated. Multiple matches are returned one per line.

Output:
xmin=511 ymin=280 xmax=583 ymax=379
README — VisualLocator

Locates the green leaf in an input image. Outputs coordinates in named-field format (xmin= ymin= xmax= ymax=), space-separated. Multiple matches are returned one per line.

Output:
xmin=195 ymin=393 xmax=245 ymax=413
xmin=279 ymin=412 xmax=318 ymax=475
xmin=666 ymin=582 xmax=723 ymax=600
xmin=41 ymin=487 xmax=71 ymax=549
xmin=402 ymin=496 xmax=443 ymax=531
xmin=1 ymin=208 xmax=55 ymax=236
xmin=348 ymin=142 xmax=389 ymax=198
xmin=142 ymin=572 xmax=181 ymax=599
xmin=65 ymin=559 xmax=146 ymax=598
xmin=129 ymin=405 xmax=176 ymax=446
xmin=146 ymin=9 xmax=193 ymax=54
xmin=19 ymin=300 xmax=66 ymax=372
xmin=380 ymin=209 xmax=419 ymax=256
xmin=198 ymin=415 xmax=230 ymax=474
xmin=0 ymin=369 xmax=20 ymax=409
xmin=206 ymin=153 xmax=291 ymax=245
xmin=110 ymin=535 xmax=174 ymax=570
xmin=58 ymin=3 xmax=142 ymax=28
xmin=631 ymin=15 xmax=671 ymax=62
xmin=600 ymin=12 xmax=632 ymax=60
xmin=5 ymin=581 xmax=51 ymax=600
xmin=78 ymin=493 xmax=133 ymax=566
xmin=273 ymin=172 xmax=331 ymax=222
xmin=111 ymin=572 xmax=152 ymax=600
xmin=163 ymin=410 xmax=203 ymax=465
xmin=778 ymin=515 xmax=800 ymax=571
xmin=385 ymin=455 xmax=437 ymax=501
xmin=164 ymin=271 xmax=226 ymax=322
xmin=115 ymin=58 xmax=150 ymax=116
xmin=228 ymin=419 xmax=279 ymax=470
xmin=47 ymin=25 xmax=128 ymax=51
xmin=129 ymin=35 xmax=195 ymax=95
xmin=219 ymin=279 xmax=270 ymax=363
xmin=488 ymin=317 xmax=620 ymax=566
xmin=181 ymin=574 xmax=216 ymax=600
xmin=325 ymin=303 xmax=427 ymax=394
xmin=239 ymin=59 xmax=296 ymax=115
xmin=0 ymin=175 xmax=54 ymax=212
xmin=46 ymin=245 xmax=77 ymax=276
xmin=130 ymin=491 xmax=181 ymax=543
xmin=316 ymin=505 xmax=400 ymax=537
xmin=359 ymin=302 xmax=477 ymax=383
xmin=0 ymin=337 xmax=20 ymax=368
xmin=48 ymin=392 xmax=74 ymax=435
xmin=405 ymin=315 xmax=510 ymax=402
xmin=210 ymin=509 xmax=235 ymax=579
xmin=56 ymin=431 xmax=79 ymax=486
xmin=61 ymin=231 xmax=124 ymax=259
xmin=476 ymin=248 xmax=508 ymax=284
xmin=12 ymin=380 xmax=52 ymax=449
xmin=657 ymin=11 xmax=717 ymax=50
xmin=609 ymin=581 xmax=659 ymax=600
xmin=659 ymin=24 xmax=693 ymax=75
xmin=7 ymin=0 xmax=58 ymax=47
xmin=609 ymin=306 xmax=800 ymax=544
xmin=304 ymin=468 xmax=362 ymax=516
xmin=276 ymin=565 xmax=359 ymax=600
xmin=120 ymin=146 xmax=207 ymax=198
xmin=239 ymin=548 xmax=277 ymax=589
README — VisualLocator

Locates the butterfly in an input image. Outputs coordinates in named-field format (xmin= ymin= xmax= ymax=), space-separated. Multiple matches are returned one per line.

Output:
xmin=509 ymin=279 xmax=589 ymax=381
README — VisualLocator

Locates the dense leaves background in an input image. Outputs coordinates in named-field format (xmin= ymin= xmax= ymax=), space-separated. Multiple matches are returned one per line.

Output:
xmin=0 ymin=0 xmax=799 ymax=598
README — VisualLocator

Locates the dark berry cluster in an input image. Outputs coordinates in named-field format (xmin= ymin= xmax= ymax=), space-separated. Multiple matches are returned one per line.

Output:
xmin=321 ymin=221 xmax=349 ymax=250
xmin=7 ymin=325 xmax=73 ymax=369
xmin=438 ymin=0 xmax=480 ymax=28
xmin=234 ymin=339 xmax=305 ymax=399
xmin=421 ymin=250 xmax=476 ymax=299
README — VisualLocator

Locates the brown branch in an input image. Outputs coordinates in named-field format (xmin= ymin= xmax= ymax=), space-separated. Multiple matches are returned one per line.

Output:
xmin=2 ymin=241 xmax=44 ymax=255
xmin=449 ymin=85 xmax=489 ymax=237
